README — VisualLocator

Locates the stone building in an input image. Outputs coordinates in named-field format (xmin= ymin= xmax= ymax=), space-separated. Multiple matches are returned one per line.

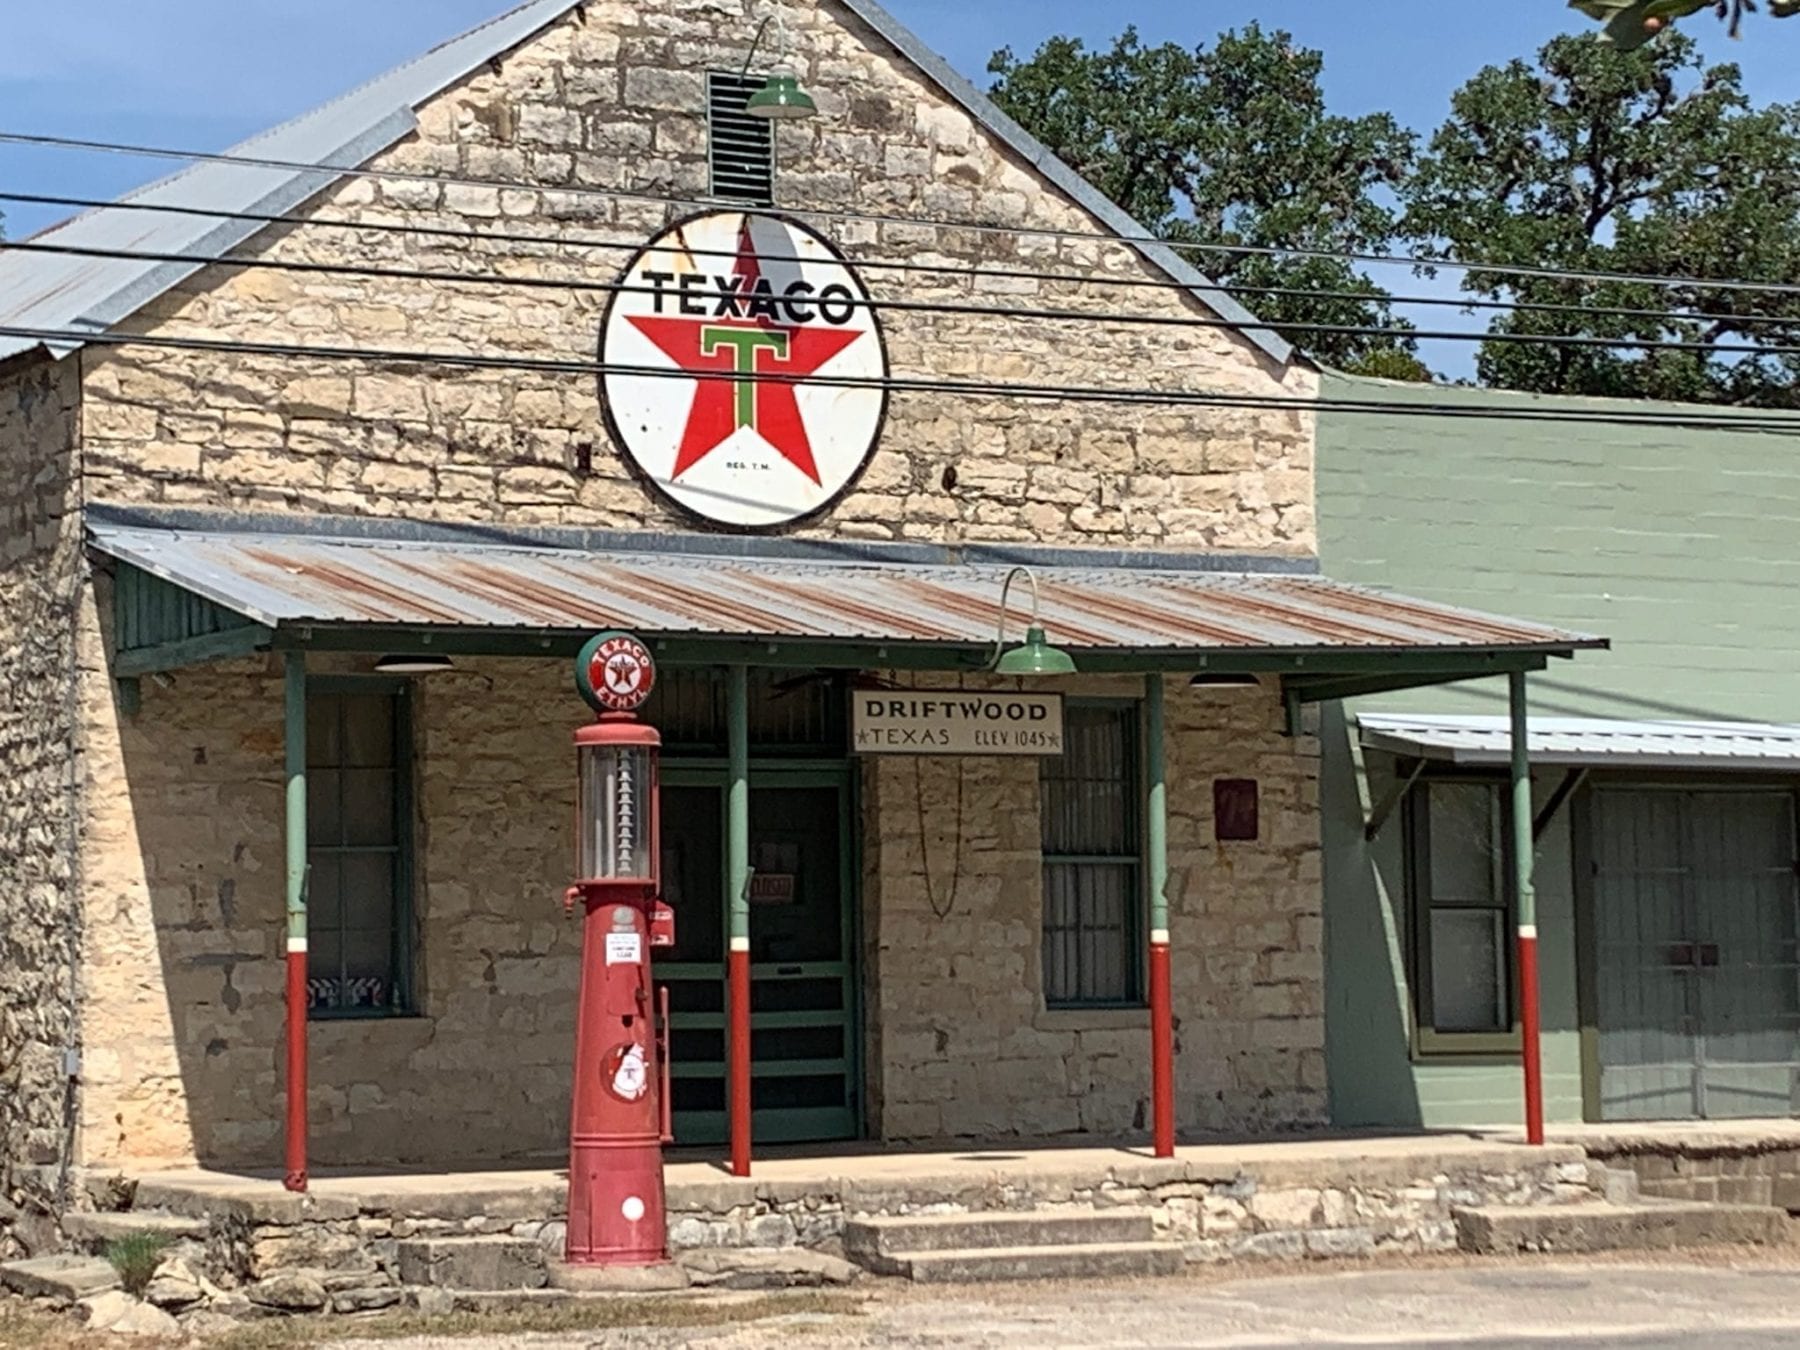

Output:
xmin=0 ymin=0 xmax=1591 ymax=1230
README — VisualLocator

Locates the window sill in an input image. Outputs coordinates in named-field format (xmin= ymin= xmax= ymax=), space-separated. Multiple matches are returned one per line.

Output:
xmin=309 ymin=1011 xmax=431 ymax=1028
xmin=1413 ymin=1027 xmax=1522 ymax=1060
xmin=1035 ymin=1007 xmax=1149 ymax=1032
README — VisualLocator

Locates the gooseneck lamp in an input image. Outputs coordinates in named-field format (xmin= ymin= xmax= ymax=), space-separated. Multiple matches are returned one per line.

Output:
xmin=990 ymin=566 xmax=1078 ymax=676
xmin=741 ymin=9 xmax=818 ymax=121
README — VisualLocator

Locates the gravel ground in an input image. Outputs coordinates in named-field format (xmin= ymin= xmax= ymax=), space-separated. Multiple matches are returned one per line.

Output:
xmin=299 ymin=1246 xmax=1800 ymax=1350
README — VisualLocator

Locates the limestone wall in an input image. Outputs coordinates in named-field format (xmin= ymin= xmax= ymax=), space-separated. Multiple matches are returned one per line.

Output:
xmin=0 ymin=355 xmax=85 ymax=1252
xmin=76 ymin=649 xmax=582 ymax=1168
xmin=76 ymin=0 xmax=1316 ymax=551
xmin=864 ymin=674 xmax=1324 ymax=1143
xmin=76 ymin=656 xmax=1321 ymax=1169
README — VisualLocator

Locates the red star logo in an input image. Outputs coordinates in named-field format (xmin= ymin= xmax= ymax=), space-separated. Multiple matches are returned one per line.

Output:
xmin=627 ymin=223 xmax=866 ymax=485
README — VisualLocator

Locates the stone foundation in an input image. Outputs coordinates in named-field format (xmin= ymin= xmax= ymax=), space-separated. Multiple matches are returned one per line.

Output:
xmin=35 ymin=1143 xmax=1600 ymax=1322
xmin=1579 ymin=1132 xmax=1800 ymax=1213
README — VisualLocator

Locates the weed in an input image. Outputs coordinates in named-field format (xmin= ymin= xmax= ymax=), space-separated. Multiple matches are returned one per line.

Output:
xmin=102 ymin=1231 xmax=177 ymax=1297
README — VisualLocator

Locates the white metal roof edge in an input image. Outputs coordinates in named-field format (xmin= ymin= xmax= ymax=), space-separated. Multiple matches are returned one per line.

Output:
xmin=2 ymin=0 xmax=1294 ymax=369
xmin=0 ymin=0 xmax=585 ymax=364
xmin=1358 ymin=713 xmax=1800 ymax=772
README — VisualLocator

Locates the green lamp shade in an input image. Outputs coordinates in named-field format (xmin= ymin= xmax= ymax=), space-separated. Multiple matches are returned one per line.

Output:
xmin=746 ymin=73 xmax=818 ymax=120
xmin=995 ymin=625 xmax=1078 ymax=677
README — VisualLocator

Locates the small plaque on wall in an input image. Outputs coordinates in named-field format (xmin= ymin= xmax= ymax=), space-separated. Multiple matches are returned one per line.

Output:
xmin=1214 ymin=778 xmax=1259 ymax=842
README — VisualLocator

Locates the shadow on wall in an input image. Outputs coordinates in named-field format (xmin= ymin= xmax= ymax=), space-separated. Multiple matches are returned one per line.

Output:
xmin=1320 ymin=704 xmax=1428 ymax=1130
xmin=94 ymin=616 xmax=586 ymax=1170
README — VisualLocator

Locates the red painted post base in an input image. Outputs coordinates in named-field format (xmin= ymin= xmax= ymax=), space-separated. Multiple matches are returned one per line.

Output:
xmin=1518 ymin=929 xmax=1545 ymax=1146
xmin=283 ymin=946 xmax=308 ymax=1192
xmin=1149 ymin=939 xmax=1175 ymax=1158
xmin=729 ymin=945 xmax=752 ymax=1178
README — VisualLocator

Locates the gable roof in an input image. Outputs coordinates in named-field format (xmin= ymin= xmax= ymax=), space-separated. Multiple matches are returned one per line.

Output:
xmin=0 ymin=0 xmax=1292 ymax=368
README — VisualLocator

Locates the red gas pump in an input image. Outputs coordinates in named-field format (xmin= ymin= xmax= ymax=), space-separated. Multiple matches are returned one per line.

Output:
xmin=564 ymin=631 xmax=674 ymax=1267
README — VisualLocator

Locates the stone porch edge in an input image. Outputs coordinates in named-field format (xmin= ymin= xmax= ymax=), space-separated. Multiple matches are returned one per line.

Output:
xmin=86 ymin=1141 xmax=1588 ymax=1226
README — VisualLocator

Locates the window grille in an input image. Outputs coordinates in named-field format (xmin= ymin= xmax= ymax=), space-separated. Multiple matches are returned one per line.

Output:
xmin=306 ymin=681 xmax=415 ymax=1017
xmin=1041 ymin=704 xmax=1144 ymax=1008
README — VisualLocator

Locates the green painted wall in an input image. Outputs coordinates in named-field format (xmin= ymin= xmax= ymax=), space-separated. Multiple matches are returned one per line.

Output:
xmin=1317 ymin=374 xmax=1800 ymax=1128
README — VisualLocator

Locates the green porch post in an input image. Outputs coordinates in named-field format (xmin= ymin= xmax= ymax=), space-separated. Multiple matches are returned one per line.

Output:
xmin=283 ymin=652 xmax=309 ymax=1191
xmin=1146 ymin=675 xmax=1175 ymax=1156
xmin=726 ymin=664 xmax=752 ymax=1176
xmin=1511 ymin=670 xmax=1544 ymax=1145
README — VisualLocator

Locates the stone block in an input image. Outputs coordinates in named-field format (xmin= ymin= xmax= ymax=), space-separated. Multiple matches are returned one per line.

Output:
xmin=395 ymin=1236 xmax=548 ymax=1291
xmin=0 ymin=1254 xmax=121 ymax=1300
xmin=678 ymin=1247 xmax=861 ymax=1289
xmin=247 ymin=1270 xmax=329 ymax=1312
xmin=1304 ymin=1228 xmax=1376 ymax=1259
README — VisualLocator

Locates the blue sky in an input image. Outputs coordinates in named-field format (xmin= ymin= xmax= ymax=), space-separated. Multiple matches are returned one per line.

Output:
xmin=2 ymin=2 xmax=1795 ymax=372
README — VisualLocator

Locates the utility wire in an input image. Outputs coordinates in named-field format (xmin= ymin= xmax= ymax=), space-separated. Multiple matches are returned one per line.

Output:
xmin=3 ymin=323 xmax=1794 ymax=432
xmin=7 ymin=189 xmax=1798 ymax=337
xmin=9 ymin=236 xmax=1800 ymax=358
xmin=7 ymin=128 xmax=1800 ymax=302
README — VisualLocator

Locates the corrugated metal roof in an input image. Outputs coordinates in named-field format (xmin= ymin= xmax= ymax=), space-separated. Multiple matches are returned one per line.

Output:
xmin=0 ymin=0 xmax=584 ymax=363
xmin=1359 ymin=714 xmax=1800 ymax=771
xmin=0 ymin=0 xmax=1294 ymax=369
xmin=89 ymin=519 xmax=1599 ymax=658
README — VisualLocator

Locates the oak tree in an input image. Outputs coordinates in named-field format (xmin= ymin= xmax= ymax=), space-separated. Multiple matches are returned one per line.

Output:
xmin=1404 ymin=32 xmax=1800 ymax=406
xmin=989 ymin=24 xmax=1428 ymax=378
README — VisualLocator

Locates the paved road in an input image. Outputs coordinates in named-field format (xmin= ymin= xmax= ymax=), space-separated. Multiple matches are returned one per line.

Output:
xmin=321 ymin=1260 xmax=1800 ymax=1349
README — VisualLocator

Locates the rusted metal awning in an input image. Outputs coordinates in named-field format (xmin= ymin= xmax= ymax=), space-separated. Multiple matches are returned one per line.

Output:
xmin=89 ymin=509 xmax=1603 ymax=681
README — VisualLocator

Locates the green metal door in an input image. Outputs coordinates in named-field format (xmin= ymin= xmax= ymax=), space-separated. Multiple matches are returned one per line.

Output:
xmin=1591 ymin=786 xmax=1800 ymax=1120
xmin=656 ymin=769 xmax=858 ymax=1145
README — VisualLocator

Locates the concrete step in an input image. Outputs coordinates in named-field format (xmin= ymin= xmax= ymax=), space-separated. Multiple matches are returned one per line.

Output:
xmin=899 ymin=1240 xmax=1185 ymax=1285
xmin=844 ymin=1208 xmax=1156 ymax=1262
xmin=1454 ymin=1200 xmax=1790 ymax=1256
xmin=0 ymin=1254 xmax=122 ymax=1301
xmin=61 ymin=1211 xmax=209 ymax=1251
xmin=394 ymin=1236 xmax=549 ymax=1291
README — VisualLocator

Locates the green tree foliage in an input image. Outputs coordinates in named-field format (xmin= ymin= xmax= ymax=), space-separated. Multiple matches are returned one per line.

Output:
xmin=989 ymin=25 xmax=1429 ymax=378
xmin=1404 ymin=32 xmax=1800 ymax=406
xmin=1571 ymin=0 xmax=1800 ymax=50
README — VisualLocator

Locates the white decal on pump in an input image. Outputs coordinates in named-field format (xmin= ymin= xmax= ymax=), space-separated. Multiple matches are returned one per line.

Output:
xmin=605 ymin=1043 xmax=650 ymax=1102
xmin=622 ymin=1195 xmax=646 ymax=1222
xmin=605 ymin=932 xmax=643 ymax=966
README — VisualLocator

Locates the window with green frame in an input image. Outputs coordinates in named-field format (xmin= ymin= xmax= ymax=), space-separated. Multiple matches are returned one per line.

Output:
xmin=306 ymin=679 xmax=415 ymax=1018
xmin=1405 ymin=777 xmax=1514 ymax=1047
xmin=1041 ymin=702 xmax=1144 ymax=1009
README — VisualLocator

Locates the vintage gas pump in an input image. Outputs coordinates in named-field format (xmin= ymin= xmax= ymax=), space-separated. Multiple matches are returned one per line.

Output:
xmin=564 ymin=631 xmax=676 ymax=1267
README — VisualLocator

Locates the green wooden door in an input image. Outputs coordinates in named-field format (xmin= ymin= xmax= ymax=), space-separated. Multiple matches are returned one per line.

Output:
xmin=656 ymin=768 xmax=858 ymax=1145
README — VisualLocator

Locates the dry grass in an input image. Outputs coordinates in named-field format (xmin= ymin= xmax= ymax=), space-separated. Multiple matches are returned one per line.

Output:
xmin=0 ymin=1290 xmax=866 ymax=1349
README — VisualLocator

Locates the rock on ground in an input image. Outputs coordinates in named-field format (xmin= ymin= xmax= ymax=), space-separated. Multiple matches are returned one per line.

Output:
xmin=80 ymin=1289 xmax=181 ymax=1337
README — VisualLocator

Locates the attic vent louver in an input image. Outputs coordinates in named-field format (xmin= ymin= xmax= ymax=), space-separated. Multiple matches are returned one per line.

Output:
xmin=708 ymin=70 xmax=776 ymax=206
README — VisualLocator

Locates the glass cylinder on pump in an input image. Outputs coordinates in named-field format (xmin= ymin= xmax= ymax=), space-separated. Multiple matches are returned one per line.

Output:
xmin=576 ymin=735 xmax=657 ymax=884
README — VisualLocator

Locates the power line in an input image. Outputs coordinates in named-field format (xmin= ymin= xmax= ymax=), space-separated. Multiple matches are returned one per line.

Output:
xmin=7 ymin=128 xmax=1800 ymax=303
xmin=8 ymin=189 xmax=1799 ymax=339
xmin=10 ymin=235 xmax=1800 ymax=359
xmin=3 ymin=322 xmax=1794 ymax=432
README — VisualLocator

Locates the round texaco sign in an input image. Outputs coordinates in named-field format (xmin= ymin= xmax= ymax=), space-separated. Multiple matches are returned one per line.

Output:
xmin=600 ymin=211 xmax=889 ymax=530
xmin=576 ymin=631 xmax=656 ymax=714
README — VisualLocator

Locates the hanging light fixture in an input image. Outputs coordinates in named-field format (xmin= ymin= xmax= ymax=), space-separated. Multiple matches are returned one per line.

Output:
xmin=741 ymin=8 xmax=818 ymax=121
xmin=1190 ymin=672 xmax=1260 ymax=688
xmin=990 ymin=567 xmax=1077 ymax=677
xmin=374 ymin=653 xmax=453 ymax=675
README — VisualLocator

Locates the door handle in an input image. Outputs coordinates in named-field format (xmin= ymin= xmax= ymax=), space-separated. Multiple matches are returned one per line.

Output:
xmin=1698 ymin=944 xmax=1721 ymax=969
xmin=1665 ymin=943 xmax=1697 ymax=968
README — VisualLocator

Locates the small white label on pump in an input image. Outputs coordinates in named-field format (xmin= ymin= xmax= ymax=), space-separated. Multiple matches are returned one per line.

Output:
xmin=605 ymin=932 xmax=642 ymax=966
xmin=622 ymin=1195 xmax=646 ymax=1222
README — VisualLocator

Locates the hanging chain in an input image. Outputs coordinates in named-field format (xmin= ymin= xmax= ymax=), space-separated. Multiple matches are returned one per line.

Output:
xmin=913 ymin=755 xmax=966 ymax=921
